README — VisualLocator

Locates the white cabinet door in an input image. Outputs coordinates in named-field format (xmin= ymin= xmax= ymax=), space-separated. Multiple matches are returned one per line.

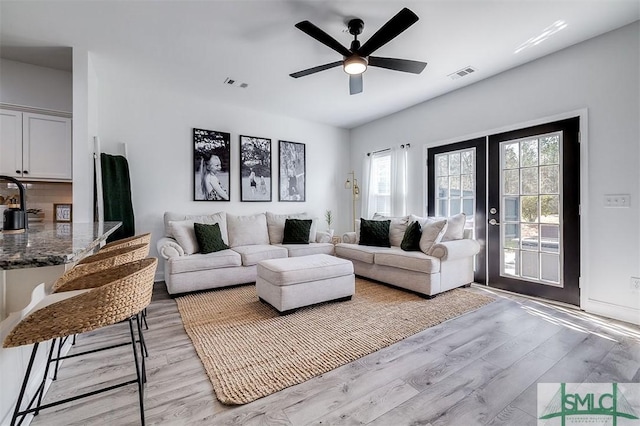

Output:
xmin=22 ymin=112 xmax=72 ymax=180
xmin=0 ymin=109 xmax=23 ymax=178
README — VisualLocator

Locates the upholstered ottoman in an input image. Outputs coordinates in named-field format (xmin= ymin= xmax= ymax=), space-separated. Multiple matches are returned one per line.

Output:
xmin=256 ymin=254 xmax=355 ymax=314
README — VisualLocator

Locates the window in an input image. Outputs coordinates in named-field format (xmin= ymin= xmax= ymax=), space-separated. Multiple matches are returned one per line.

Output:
xmin=434 ymin=148 xmax=476 ymax=229
xmin=370 ymin=152 xmax=391 ymax=216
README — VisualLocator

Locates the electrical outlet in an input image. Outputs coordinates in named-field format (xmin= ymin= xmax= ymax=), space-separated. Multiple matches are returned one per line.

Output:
xmin=604 ymin=194 xmax=630 ymax=208
xmin=631 ymin=277 xmax=640 ymax=292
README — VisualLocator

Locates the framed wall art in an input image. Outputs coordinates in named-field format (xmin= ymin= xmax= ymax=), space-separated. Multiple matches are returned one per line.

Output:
xmin=278 ymin=140 xmax=306 ymax=202
xmin=193 ymin=128 xmax=231 ymax=201
xmin=240 ymin=135 xmax=272 ymax=202
xmin=53 ymin=203 xmax=72 ymax=222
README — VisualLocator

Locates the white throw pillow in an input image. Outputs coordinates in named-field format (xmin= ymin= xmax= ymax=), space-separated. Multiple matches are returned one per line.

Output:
xmin=442 ymin=212 xmax=466 ymax=241
xmin=301 ymin=215 xmax=319 ymax=243
xmin=419 ymin=219 xmax=448 ymax=255
xmin=411 ymin=212 xmax=467 ymax=241
xmin=227 ymin=213 xmax=270 ymax=247
xmin=428 ymin=212 xmax=466 ymax=241
xmin=169 ymin=220 xmax=199 ymax=255
xmin=164 ymin=211 xmax=228 ymax=243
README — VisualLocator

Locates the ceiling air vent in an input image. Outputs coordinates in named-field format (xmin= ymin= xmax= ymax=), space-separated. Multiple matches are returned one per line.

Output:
xmin=223 ymin=77 xmax=249 ymax=89
xmin=448 ymin=66 xmax=477 ymax=80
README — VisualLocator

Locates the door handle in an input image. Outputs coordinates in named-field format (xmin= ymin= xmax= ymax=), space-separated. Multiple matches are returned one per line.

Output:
xmin=489 ymin=218 xmax=500 ymax=226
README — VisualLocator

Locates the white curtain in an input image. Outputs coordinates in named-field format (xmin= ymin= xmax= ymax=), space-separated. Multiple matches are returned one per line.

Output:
xmin=361 ymin=147 xmax=408 ymax=219
xmin=389 ymin=146 xmax=407 ymax=217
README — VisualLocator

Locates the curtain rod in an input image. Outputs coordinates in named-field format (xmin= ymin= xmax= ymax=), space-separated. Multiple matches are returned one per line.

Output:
xmin=366 ymin=143 xmax=411 ymax=156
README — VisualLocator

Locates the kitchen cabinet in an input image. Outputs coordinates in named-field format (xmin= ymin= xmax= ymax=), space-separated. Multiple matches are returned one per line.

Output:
xmin=0 ymin=108 xmax=72 ymax=181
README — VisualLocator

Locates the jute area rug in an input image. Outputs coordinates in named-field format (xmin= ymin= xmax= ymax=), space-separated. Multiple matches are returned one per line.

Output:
xmin=175 ymin=278 xmax=494 ymax=405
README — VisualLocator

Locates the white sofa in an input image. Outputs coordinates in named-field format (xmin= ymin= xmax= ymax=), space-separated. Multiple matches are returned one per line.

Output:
xmin=156 ymin=211 xmax=334 ymax=295
xmin=335 ymin=214 xmax=481 ymax=298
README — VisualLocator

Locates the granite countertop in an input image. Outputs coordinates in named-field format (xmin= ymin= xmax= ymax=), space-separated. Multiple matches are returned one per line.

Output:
xmin=0 ymin=222 xmax=122 ymax=270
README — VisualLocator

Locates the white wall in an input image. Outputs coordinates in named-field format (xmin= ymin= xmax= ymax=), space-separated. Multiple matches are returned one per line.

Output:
xmin=71 ymin=48 xmax=98 ymax=222
xmin=350 ymin=22 xmax=640 ymax=324
xmin=90 ymin=60 xmax=350 ymax=280
xmin=0 ymin=59 xmax=72 ymax=112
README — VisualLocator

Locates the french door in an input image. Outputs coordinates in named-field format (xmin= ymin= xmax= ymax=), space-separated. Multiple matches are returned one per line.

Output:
xmin=427 ymin=137 xmax=486 ymax=284
xmin=428 ymin=117 xmax=580 ymax=305
xmin=488 ymin=117 xmax=580 ymax=305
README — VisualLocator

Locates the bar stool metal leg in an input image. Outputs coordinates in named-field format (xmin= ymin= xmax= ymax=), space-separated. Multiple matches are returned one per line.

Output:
xmin=11 ymin=342 xmax=39 ymax=426
xmin=128 ymin=316 xmax=146 ymax=426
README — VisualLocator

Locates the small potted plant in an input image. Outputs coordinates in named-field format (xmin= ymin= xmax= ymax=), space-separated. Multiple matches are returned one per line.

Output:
xmin=325 ymin=209 xmax=334 ymax=239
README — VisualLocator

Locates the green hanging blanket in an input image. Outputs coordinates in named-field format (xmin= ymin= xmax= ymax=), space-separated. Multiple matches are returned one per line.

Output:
xmin=101 ymin=153 xmax=135 ymax=242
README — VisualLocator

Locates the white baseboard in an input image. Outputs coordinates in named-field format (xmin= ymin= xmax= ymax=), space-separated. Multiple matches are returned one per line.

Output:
xmin=583 ymin=298 xmax=640 ymax=326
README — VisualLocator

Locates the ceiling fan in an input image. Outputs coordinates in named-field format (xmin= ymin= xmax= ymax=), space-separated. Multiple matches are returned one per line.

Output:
xmin=290 ymin=7 xmax=428 ymax=95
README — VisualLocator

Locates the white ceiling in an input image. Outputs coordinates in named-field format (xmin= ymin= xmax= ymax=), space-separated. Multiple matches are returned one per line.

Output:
xmin=1 ymin=1 xmax=638 ymax=129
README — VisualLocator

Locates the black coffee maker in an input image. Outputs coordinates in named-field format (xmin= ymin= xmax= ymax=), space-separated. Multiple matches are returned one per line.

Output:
xmin=0 ymin=175 xmax=27 ymax=234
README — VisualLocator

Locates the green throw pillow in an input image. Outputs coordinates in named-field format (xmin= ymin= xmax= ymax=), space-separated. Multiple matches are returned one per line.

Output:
xmin=194 ymin=222 xmax=229 ymax=254
xmin=359 ymin=218 xmax=391 ymax=247
xmin=400 ymin=220 xmax=422 ymax=251
xmin=282 ymin=219 xmax=312 ymax=244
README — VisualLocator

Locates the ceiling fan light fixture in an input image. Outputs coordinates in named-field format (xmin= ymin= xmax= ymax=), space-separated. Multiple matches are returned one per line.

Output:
xmin=343 ymin=55 xmax=368 ymax=75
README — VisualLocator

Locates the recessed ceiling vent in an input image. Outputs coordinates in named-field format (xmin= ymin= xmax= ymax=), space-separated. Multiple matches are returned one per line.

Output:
xmin=448 ymin=66 xmax=477 ymax=80
xmin=223 ymin=77 xmax=249 ymax=89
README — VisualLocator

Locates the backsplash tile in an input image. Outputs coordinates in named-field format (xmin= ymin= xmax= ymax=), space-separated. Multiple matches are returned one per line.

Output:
xmin=0 ymin=181 xmax=72 ymax=222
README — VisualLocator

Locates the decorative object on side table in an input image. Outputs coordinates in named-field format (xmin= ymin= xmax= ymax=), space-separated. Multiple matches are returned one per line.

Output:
xmin=278 ymin=140 xmax=305 ymax=202
xmin=240 ymin=135 xmax=272 ymax=202
xmin=325 ymin=209 xmax=334 ymax=238
xmin=54 ymin=203 xmax=72 ymax=222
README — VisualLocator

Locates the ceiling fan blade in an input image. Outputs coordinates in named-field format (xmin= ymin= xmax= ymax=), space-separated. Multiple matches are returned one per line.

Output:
xmin=368 ymin=56 xmax=427 ymax=74
xmin=349 ymin=74 xmax=363 ymax=95
xmin=295 ymin=21 xmax=352 ymax=57
xmin=358 ymin=8 xmax=419 ymax=58
xmin=289 ymin=61 xmax=342 ymax=78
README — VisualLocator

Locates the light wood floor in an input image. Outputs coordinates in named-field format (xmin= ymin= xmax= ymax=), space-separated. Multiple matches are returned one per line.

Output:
xmin=30 ymin=282 xmax=640 ymax=426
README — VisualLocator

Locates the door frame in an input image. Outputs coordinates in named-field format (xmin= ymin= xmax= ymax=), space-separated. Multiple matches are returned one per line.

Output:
xmin=423 ymin=109 xmax=589 ymax=308
xmin=488 ymin=117 xmax=580 ymax=305
xmin=427 ymin=137 xmax=487 ymax=284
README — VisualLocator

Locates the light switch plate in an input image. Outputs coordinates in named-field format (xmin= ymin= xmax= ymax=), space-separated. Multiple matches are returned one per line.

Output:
xmin=604 ymin=194 xmax=630 ymax=208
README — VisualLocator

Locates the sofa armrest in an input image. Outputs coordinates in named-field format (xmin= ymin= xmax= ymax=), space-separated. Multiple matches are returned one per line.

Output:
xmin=156 ymin=236 xmax=185 ymax=260
xmin=342 ymin=232 xmax=357 ymax=244
xmin=430 ymin=239 xmax=480 ymax=261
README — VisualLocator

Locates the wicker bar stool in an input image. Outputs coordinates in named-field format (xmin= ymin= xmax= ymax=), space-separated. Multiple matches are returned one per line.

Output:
xmin=49 ymin=243 xmax=152 ymax=380
xmin=52 ymin=243 xmax=150 ymax=293
xmin=100 ymin=233 xmax=151 ymax=253
xmin=55 ymin=242 xmax=152 ymax=334
xmin=3 ymin=258 xmax=158 ymax=426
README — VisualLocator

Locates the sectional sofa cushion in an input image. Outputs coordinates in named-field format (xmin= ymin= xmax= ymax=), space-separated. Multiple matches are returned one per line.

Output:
xmin=227 ymin=213 xmax=270 ymax=247
xmin=282 ymin=219 xmax=312 ymax=244
xmin=231 ymin=244 xmax=288 ymax=266
xmin=194 ymin=222 xmax=229 ymax=254
xmin=167 ymin=249 xmax=242 ymax=275
xmin=359 ymin=219 xmax=391 ymax=247
xmin=279 ymin=242 xmax=335 ymax=257
xmin=334 ymin=244 xmax=385 ymax=264
xmin=374 ymin=249 xmax=441 ymax=274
